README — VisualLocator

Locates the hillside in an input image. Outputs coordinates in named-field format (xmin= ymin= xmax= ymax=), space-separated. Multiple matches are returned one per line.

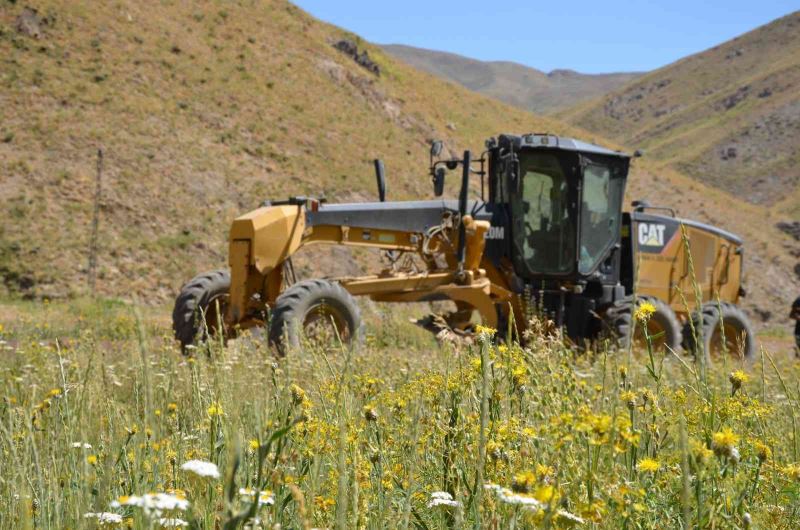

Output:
xmin=560 ymin=11 xmax=800 ymax=218
xmin=0 ymin=1 xmax=796 ymax=325
xmin=383 ymin=44 xmax=641 ymax=114
xmin=0 ymin=0 xmax=579 ymax=301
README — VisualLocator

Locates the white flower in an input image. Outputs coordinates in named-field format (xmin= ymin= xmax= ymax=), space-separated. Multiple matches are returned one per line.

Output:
xmin=72 ymin=442 xmax=93 ymax=449
xmin=239 ymin=487 xmax=275 ymax=506
xmin=483 ymin=484 xmax=585 ymax=524
xmin=84 ymin=512 xmax=123 ymax=524
xmin=111 ymin=493 xmax=189 ymax=517
xmin=180 ymin=459 xmax=220 ymax=479
xmin=427 ymin=491 xmax=462 ymax=508
xmin=158 ymin=518 xmax=189 ymax=527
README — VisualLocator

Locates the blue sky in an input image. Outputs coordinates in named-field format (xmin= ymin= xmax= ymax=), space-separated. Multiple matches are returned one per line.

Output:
xmin=293 ymin=0 xmax=797 ymax=73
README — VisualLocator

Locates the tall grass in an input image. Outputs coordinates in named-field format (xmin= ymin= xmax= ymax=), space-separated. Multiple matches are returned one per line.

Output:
xmin=0 ymin=299 xmax=799 ymax=528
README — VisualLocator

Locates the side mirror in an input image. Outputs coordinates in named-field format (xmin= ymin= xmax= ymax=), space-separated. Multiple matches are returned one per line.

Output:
xmin=373 ymin=159 xmax=386 ymax=202
xmin=433 ymin=167 xmax=445 ymax=197
xmin=430 ymin=140 xmax=443 ymax=158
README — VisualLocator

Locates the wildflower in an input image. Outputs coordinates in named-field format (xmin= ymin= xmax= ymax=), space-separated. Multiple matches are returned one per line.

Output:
xmin=634 ymin=301 xmax=656 ymax=323
xmin=620 ymin=390 xmax=637 ymax=410
xmin=497 ymin=343 xmax=509 ymax=354
xmin=691 ymin=440 xmax=713 ymax=467
xmin=511 ymin=471 xmax=537 ymax=493
xmin=159 ymin=518 xmax=189 ymax=528
xmin=207 ymin=403 xmax=224 ymax=417
xmin=87 ymin=455 xmax=98 ymax=465
xmin=755 ymin=441 xmax=772 ymax=463
xmin=71 ymin=442 xmax=92 ymax=449
xmin=239 ymin=487 xmax=275 ymax=506
xmin=782 ymin=464 xmax=800 ymax=480
xmin=363 ymin=405 xmax=378 ymax=422
xmin=427 ymin=491 xmax=462 ymax=508
xmin=83 ymin=512 xmax=123 ymax=524
xmin=475 ymin=325 xmax=496 ymax=342
xmin=533 ymin=485 xmax=557 ymax=504
xmin=729 ymin=370 xmax=749 ymax=395
xmin=167 ymin=403 xmax=178 ymax=414
xmin=712 ymin=427 xmax=740 ymax=458
xmin=111 ymin=493 xmax=189 ymax=518
xmin=248 ymin=439 xmax=260 ymax=451
xmin=48 ymin=388 xmax=61 ymax=397
xmin=618 ymin=365 xmax=627 ymax=382
xmin=290 ymin=384 xmax=307 ymax=405
xmin=637 ymin=458 xmax=660 ymax=473
xmin=180 ymin=459 xmax=220 ymax=479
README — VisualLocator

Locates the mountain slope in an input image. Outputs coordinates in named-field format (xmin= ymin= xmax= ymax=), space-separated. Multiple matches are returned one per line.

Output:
xmin=0 ymin=1 xmax=796 ymax=324
xmin=0 ymin=0 xmax=582 ymax=301
xmin=383 ymin=44 xmax=641 ymax=114
xmin=560 ymin=11 xmax=800 ymax=215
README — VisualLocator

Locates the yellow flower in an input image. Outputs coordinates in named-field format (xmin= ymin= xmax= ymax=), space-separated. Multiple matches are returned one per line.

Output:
xmin=249 ymin=439 xmax=260 ymax=451
xmin=475 ymin=325 xmax=496 ymax=341
xmin=511 ymin=471 xmax=537 ymax=493
xmin=634 ymin=301 xmax=656 ymax=323
xmin=533 ymin=485 xmax=557 ymax=504
xmin=712 ymin=427 xmax=739 ymax=457
xmin=620 ymin=390 xmax=637 ymax=409
xmin=363 ymin=405 xmax=378 ymax=422
xmin=207 ymin=403 xmax=224 ymax=417
xmin=290 ymin=384 xmax=307 ymax=405
xmin=87 ymin=454 xmax=98 ymax=465
xmin=729 ymin=370 xmax=749 ymax=394
xmin=497 ymin=344 xmax=509 ymax=353
xmin=755 ymin=442 xmax=771 ymax=463
xmin=637 ymin=458 xmax=659 ymax=473
xmin=167 ymin=403 xmax=178 ymax=414
xmin=48 ymin=388 xmax=61 ymax=397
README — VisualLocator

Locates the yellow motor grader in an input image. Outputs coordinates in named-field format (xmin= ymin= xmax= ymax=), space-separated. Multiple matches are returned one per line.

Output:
xmin=173 ymin=133 xmax=754 ymax=358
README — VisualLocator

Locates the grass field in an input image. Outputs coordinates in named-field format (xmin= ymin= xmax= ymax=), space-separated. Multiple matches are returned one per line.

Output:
xmin=1 ymin=298 xmax=799 ymax=529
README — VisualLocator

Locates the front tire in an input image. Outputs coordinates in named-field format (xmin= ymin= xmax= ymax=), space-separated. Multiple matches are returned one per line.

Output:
xmin=684 ymin=302 xmax=755 ymax=361
xmin=269 ymin=279 xmax=361 ymax=355
xmin=172 ymin=269 xmax=231 ymax=352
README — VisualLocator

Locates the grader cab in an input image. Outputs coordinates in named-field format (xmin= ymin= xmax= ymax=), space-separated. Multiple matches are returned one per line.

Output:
xmin=173 ymin=133 xmax=755 ymax=358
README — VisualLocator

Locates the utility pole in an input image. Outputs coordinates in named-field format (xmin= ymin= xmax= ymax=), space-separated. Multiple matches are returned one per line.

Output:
xmin=87 ymin=148 xmax=103 ymax=296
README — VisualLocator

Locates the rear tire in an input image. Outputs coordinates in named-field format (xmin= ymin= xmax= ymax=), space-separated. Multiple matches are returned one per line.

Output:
xmin=684 ymin=302 xmax=755 ymax=361
xmin=172 ymin=269 xmax=231 ymax=352
xmin=602 ymin=295 xmax=682 ymax=353
xmin=269 ymin=279 xmax=361 ymax=355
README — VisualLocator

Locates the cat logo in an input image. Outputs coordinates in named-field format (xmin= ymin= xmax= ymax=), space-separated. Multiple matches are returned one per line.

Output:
xmin=485 ymin=225 xmax=505 ymax=240
xmin=638 ymin=223 xmax=666 ymax=247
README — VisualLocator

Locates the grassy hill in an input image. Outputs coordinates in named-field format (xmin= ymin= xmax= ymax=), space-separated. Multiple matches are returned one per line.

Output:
xmin=383 ymin=44 xmax=641 ymax=114
xmin=560 ymin=11 xmax=800 ymax=217
xmin=0 ymin=1 xmax=796 ymax=325
xmin=0 ymin=0 xmax=578 ymax=301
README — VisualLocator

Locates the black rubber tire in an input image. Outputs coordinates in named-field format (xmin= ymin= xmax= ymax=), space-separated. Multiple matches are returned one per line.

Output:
xmin=602 ymin=295 xmax=682 ymax=352
xmin=684 ymin=302 xmax=755 ymax=361
xmin=172 ymin=269 xmax=231 ymax=351
xmin=269 ymin=279 xmax=361 ymax=355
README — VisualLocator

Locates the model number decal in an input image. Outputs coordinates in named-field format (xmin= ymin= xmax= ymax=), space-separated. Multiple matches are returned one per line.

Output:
xmin=485 ymin=226 xmax=505 ymax=240
xmin=638 ymin=223 xmax=666 ymax=247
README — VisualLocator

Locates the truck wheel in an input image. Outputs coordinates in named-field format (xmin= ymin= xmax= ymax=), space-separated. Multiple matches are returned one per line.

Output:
xmin=172 ymin=269 xmax=231 ymax=352
xmin=684 ymin=302 xmax=755 ymax=361
xmin=269 ymin=279 xmax=361 ymax=354
xmin=602 ymin=296 xmax=682 ymax=352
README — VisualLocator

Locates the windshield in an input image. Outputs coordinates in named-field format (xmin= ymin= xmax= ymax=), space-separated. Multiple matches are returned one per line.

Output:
xmin=511 ymin=152 xmax=575 ymax=275
xmin=578 ymin=164 xmax=624 ymax=274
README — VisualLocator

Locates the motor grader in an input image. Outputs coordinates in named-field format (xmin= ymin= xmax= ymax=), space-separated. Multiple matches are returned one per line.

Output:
xmin=173 ymin=133 xmax=755 ymax=358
